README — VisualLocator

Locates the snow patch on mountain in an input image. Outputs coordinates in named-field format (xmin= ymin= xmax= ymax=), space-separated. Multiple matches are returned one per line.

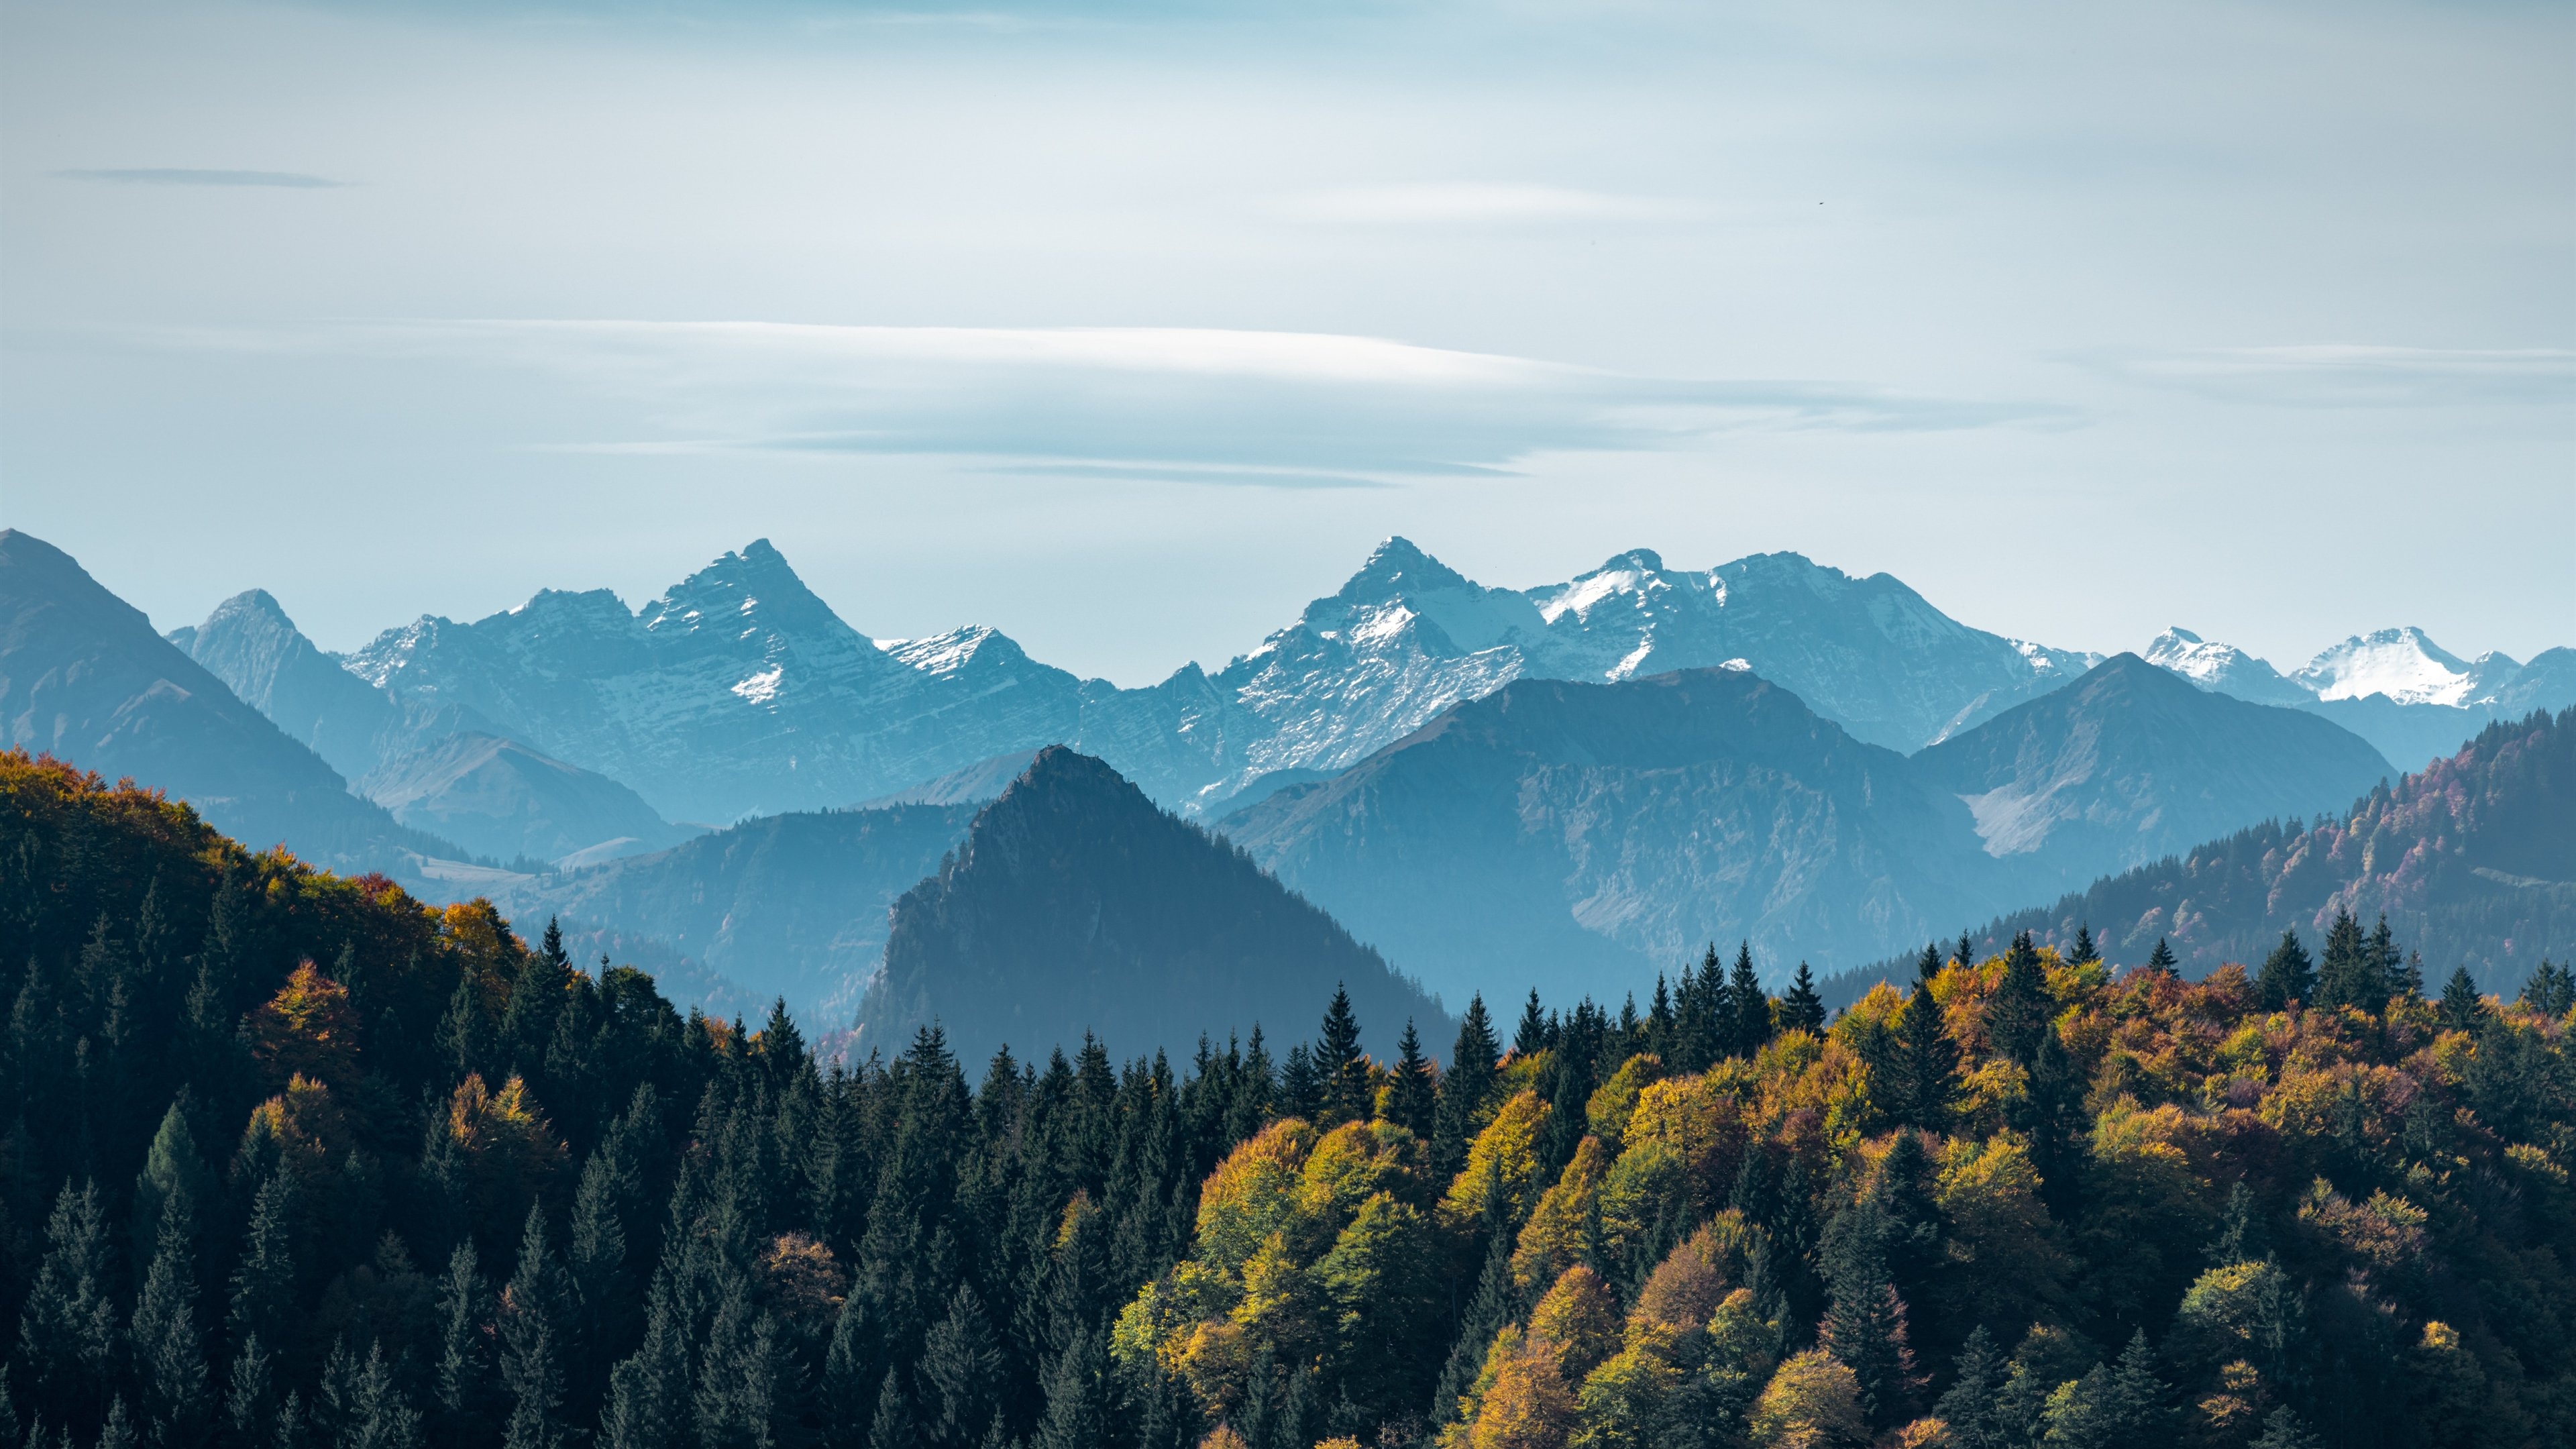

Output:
xmin=2298 ymin=627 xmax=2479 ymax=705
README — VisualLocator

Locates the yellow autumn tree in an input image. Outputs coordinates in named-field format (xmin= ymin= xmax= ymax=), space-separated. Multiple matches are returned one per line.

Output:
xmin=445 ymin=1071 xmax=566 ymax=1226
xmin=248 ymin=961 xmax=360 ymax=1089
xmin=1442 ymin=1090 xmax=1552 ymax=1228
xmin=1749 ymin=1349 xmax=1868 ymax=1449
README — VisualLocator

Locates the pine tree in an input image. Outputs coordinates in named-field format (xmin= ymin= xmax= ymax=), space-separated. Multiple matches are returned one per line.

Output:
xmin=339 ymin=1343 xmax=424 ymax=1449
xmin=1932 ymin=1328 xmax=2002 ymax=1449
xmin=2146 ymin=937 xmax=2178 ymax=973
xmin=2520 ymin=960 xmax=2574 ymax=1016
xmin=1513 ymin=990 xmax=1549 ymax=1059
xmin=1314 ymin=986 xmax=1368 ymax=1126
xmin=869 ymin=1368 xmax=919 ymax=1449
xmin=1432 ymin=996 xmax=1500 ymax=1177
xmin=2068 ymin=924 xmax=2100 ymax=965
xmin=2256 ymin=930 xmax=2314 ymax=1012
xmin=434 ymin=1242 xmax=496 ymax=1445
xmin=2102 ymin=1329 xmax=2174 ymax=1446
xmin=437 ymin=977 xmax=489 ymax=1089
xmin=1430 ymin=1221 xmax=1513 ymax=1425
xmin=2369 ymin=914 xmax=2406 ymax=1001
xmin=1778 ymin=963 xmax=1826 ymax=1036
xmin=1987 ymin=932 xmax=2052 ymax=1065
xmin=17 ymin=1179 xmax=117 ymax=1433
xmin=498 ymin=1208 xmax=572 ymax=1449
xmin=2250 ymin=1405 xmax=2320 ymax=1449
xmin=130 ymin=1099 xmax=213 ymax=1271
xmin=2438 ymin=967 xmax=2483 ymax=1032
xmin=919 ymin=1285 xmax=1003 ymax=1448
xmin=225 ymin=1334 xmax=276 ymax=1448
xmin=129 ymin=1191 xmax=211 ymax=1447
xmin=228 ymin=1173 xmax=298 ymax=1368
xmin=1890 ymin=980 xmax=1957 ymax=1132
xmin=1817 ymin=1197 xmax=1920 ymax=1428
xmin=1728 ymin=943 xmax=1774 ymax=1059
xmin=1384 ymin=1021 xmax=1436 ymax=1138
xmin=2316 ymin=910 xmax=2373 ymax=1011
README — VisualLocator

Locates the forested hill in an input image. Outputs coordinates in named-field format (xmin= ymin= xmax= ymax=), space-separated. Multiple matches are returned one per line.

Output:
xmin=860 ymin=746 xmax=1448 ymax=1068
xmin=3 ymin=745 xmax=2573 ymax=1449
xmin=1868 ymin=706 xmax=2572 ymax=999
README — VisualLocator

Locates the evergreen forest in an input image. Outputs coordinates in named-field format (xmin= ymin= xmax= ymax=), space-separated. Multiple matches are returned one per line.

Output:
xmin=2 ymin=747 xmax=2571 ymax=1449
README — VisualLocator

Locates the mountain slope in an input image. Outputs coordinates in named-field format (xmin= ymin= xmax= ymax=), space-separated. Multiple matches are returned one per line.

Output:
xmin=860 ymin=747 xmax=1446 ymax=1067
xmin=360 ymin=731 xmax=698 ymax=867
xmin=1926 ymin=706 xmax=2575 ymax=991
xmin=1914 ymin=654 xmax=2395 ymax=891
xmin=0 ymin=529 xmax=462 ymax=871
xmin=501 ymin=800 xmax=979 ymax=1024
xmin=1221 ymin=666 xmax=2014 ymax=1006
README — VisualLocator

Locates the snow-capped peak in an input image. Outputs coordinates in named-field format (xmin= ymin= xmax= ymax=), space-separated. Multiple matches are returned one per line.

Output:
xmin=2296 ymin=627 xmax=2476 ymax=706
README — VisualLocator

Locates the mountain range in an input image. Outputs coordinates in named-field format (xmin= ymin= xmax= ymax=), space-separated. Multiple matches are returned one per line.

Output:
xmin=0 ymin=529 xmax=466 ymax=874
xmin=7 ymin=523 xmax=2566 ymax=1036
xmin=1219 ymin=653 xmax=2396 ymax=1006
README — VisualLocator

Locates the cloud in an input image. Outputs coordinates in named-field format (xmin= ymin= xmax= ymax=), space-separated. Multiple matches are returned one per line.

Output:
xmin=54 ymin=168 xmax=348 ymax=189
xmin=156 ymin=319 xmax=2076 ymax=476
xmin=2079 ymin=345 xmax=2576 ymax=408
xmin=1270 ymin=183 xmax=1703 ymax=227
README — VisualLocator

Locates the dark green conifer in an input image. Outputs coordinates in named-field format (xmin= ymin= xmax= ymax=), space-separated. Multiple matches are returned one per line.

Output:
xmin=1314 ymin=986 xmax=1368 ymax=1126
xmin=2147 ymin=936 xmax=2178 ymax=973
xmin=227 ymin=1173 xmax=297 ymax=1368
xmin=1778 ymin=963 xmax=1826 ymax=1036
xmin=17 ymin=1179 xmax=116 ymax=1433
xmin=1890 ymin=981 xmax=1957 ymax=1132
xmin=919 ymin=1285 xmax=1002 ymax=1448
xmin=1987 ymin=932 xmax=2051 ymax=1065
xmin=869 ymin=1368 xmax=919 ymax=1449
xmin=498 ymin=1208 xmax=571 ymax=1449
xmin=2438 ymin=967 xmax=2483 ymax=1032
xmin=2256 ymin=930 xmax=2314 ymax=1011
xmin=1383 ymin=1020 xmax=1436 ymax=1138
xmin=1817 ymin=1195 xmax=1920 ymax=1427
xmin=1932 ymin=1327 xmax=2002 ymax=1449
xmin=2251 ymin=1405 xmax=2320 ymax=1449
xmin=2068 ymin=924 xmax=2100 ymax=965
xmin=2317 ymin=910 xmax=2373 ymax=1011
xmin=433 ymin=1242 xmax=496 ymax=1444
xmin=129 ymin=1192 xmax=210 ymax=1447
xmin=1728 ymin=943 xmax=1774 ymax=1058
xmin=1512 ymin=990 xmax=1548 ymax=1059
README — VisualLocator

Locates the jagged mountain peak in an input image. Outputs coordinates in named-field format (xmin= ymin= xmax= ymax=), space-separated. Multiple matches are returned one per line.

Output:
xmin=640 ymin=538 xmax=847 ymax=639
xmin=1334 ymin=535 xmax=1475 ymax=600
xmin=2298 ymin=626 xmax=2477 ymax=706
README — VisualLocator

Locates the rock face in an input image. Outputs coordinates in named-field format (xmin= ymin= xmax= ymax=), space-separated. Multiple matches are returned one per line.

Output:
xmin=0 ymin=529 xmax=454 ymax=871
xmin=860 ymin=748 xmax=1447 ymax=1068
xmin=360 ymin=731 xmax=698 ymax=867
xmin=502 ymin=802 xmax=981 ymax=1025
xmin=1914 ymin=654 xmax=2395 ymax=891
xmin=1220 ymin=667 xmax=2016 ymax=1008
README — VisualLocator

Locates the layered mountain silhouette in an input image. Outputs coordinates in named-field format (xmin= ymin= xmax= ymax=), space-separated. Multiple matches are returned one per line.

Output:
xmin=1222 ymin=655 xmax=2397 ymax=1005
xmin=1913 ymin=653 xmax=2395 ymax=890
xmin=170 ymin=583 xmax=697 ymax=867
xmin=1221 ymin=666 xmax=2013 ymax=1006
xmin=0 ymin=529 xmax=462 ymax=871
xmin=858 ymin=747 xmax=1446 ymax=1068
xmin=500 ymin=800 xmax=981 ymax=1023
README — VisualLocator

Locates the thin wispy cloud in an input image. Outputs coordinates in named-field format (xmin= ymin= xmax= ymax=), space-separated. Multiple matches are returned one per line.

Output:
xmin=1271 ymin=183 xmax=1703 ymax=227
xmin=154 ymin=320 xmax=2073 ymax=478
xmin=2080 ymin=345 xmax=2576 ymax=407
xmin=54 ymin=168 xmax=348 ymax=189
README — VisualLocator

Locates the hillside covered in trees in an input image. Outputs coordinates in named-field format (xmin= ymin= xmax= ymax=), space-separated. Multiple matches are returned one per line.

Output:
xmin=2 ymin=745 xmax=2571 ymax=1449
xmin=1875 ymin=706 xmax=2574 ymax=999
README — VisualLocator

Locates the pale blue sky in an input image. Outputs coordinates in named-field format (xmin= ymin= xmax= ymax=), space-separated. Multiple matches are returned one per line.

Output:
xmin=3 ymin=0 xmax=2569 ymax=683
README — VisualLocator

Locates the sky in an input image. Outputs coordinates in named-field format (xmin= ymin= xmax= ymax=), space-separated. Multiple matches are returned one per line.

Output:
xmin=2 ymin=0 xmax=2569 ymax=686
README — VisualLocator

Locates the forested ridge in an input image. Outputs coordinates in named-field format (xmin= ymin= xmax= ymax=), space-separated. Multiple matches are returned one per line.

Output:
xmin=1 ymin=747 xmax=2571 ymax=1449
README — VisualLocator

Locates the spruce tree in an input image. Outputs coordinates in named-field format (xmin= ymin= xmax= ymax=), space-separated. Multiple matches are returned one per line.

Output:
xmin=227 ymin=1173 xmax=297 ymax=1370
xmin=498 ymin=1208 xmax=572 ymax=1449
xmin=2068 ymin=924 xmax=2100 ymax=966
xmin=2317 ymin=910 xmax=2372 ymax=1011
xmin=869 ymin=1368 xmax=919 ymax=1449
xmin=1954 ymin=932 xmax=1976 ymax=970
xmin=2147 ymin=937 xmax=2178 ymax=973
xmin=1987 ymin=932 xmax=2051 ymax=1065
xmin=1729 ymin=943 xmax=1774 ymax=1059
xmin=130 ymin=1099 xmax=213 ymax=1271
xmin=919 ymin=1285 xmax=1003 ymax=1448
xmin=1890 ymin=981 xmax=1957 ymax=1132
xmin=1817 ymin=1196 xmax=1920 ymax=1428
xmin=1932 ymin=1327 xmax=2002 ymax=1449
xmin=339 ymin=1343 xmax=424 ymax=1449
xmin=1385 ymin=1021 xmax=1436 ymax=1138
xmin=2103 ymin=1329 xmax=2174 ymax=1446
xmin=1314 ymin=987 xmax=1368 ymax=1126
xmin=2438 ymin=967 xmax=2483 ymax=1032
xmin=2251 ymin=1405 xmax=2321 ymax=1449
xmin=1779 ymin=963 xmax=1826 ymax=1036
xmin=17 ymin=1179 xmax=117 ymax=1434
xmin=2257 ymin=930 xmax=2314 ymax=1011
xmin=129 ymin=1191 xmax=210 ymax=1447
xmin=1512 ymin=990 xmax=1549 ymax=1059
xmin=433 ymin=1242 xmax=496 ymax=1445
